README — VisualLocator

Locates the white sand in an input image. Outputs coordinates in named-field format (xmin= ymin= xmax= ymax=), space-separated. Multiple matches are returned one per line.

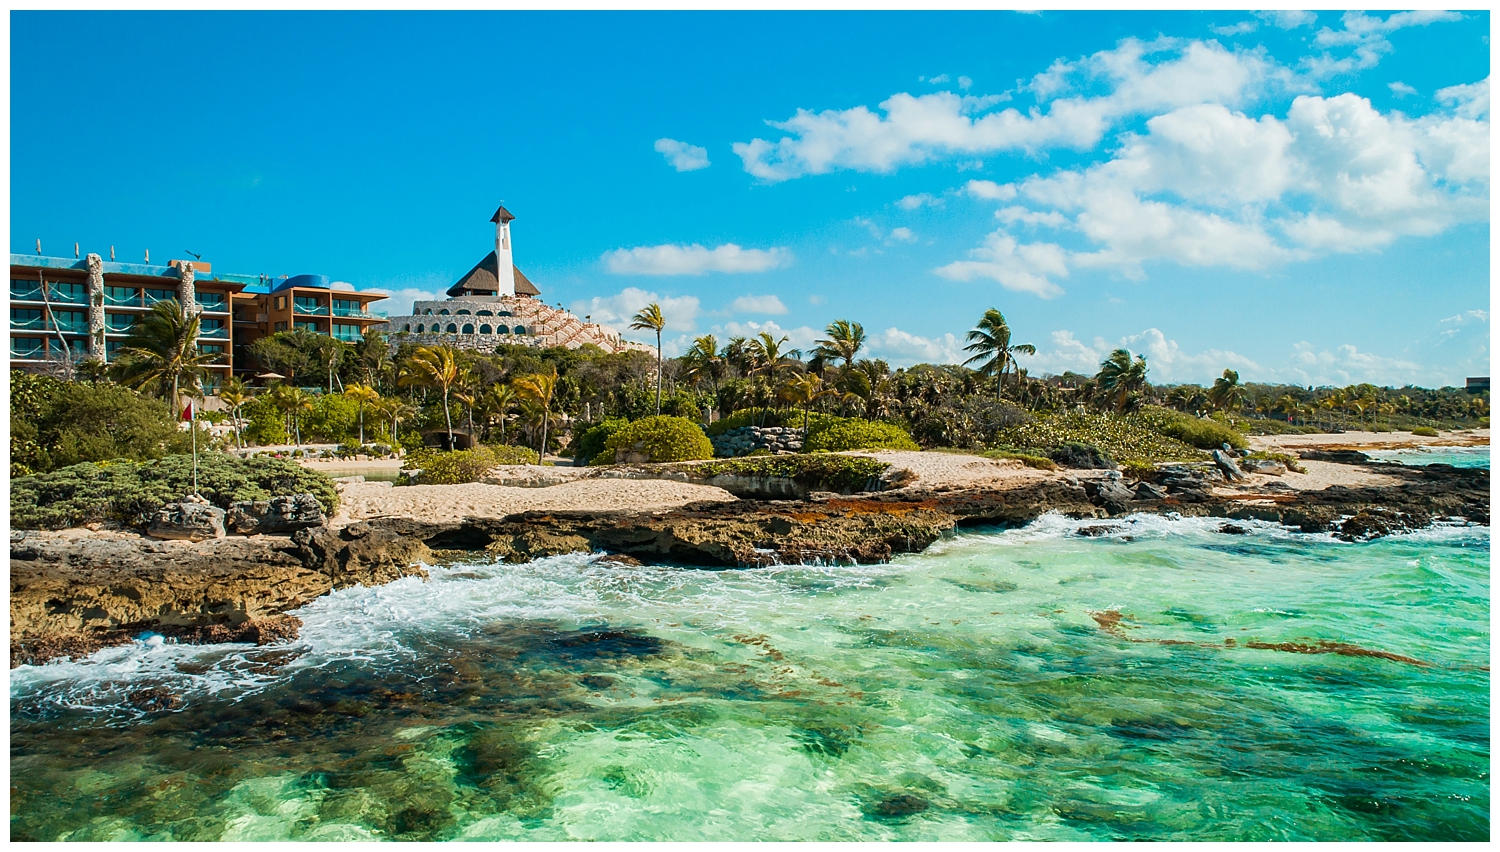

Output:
xmin=332 ymin=479 xmax=736 ymax=526
xmin=849 ymin=450 xmax=1053 ymax=491
xmin=1251 ymin=429 xmax=1488 ymax=452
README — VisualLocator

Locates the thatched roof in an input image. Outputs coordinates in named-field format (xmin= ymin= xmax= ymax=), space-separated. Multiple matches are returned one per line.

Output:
xmin=446 ymin=251 xmax=541 ymax=298
xmin=491 ymin=205 xmax=516 ymax=224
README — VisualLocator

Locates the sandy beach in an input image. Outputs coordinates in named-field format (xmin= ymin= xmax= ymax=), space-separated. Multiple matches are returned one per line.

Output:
xmin=332 ymin=479 xmax=737 ymax=526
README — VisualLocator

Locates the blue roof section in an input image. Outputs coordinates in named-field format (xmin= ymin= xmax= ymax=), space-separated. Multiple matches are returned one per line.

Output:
xmin=10 ymin=254 xmax=384 ymax=299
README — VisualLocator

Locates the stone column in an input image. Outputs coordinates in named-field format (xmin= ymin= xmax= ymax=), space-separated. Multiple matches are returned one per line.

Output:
xmin=177 ymin=262 xmax=198 ymax=316
xmin=86 ymin=253 xmax=106 ymax=362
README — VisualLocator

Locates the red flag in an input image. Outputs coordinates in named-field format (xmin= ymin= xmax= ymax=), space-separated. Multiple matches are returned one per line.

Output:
xmin=181 ymin=401 xmax=194 ymax=422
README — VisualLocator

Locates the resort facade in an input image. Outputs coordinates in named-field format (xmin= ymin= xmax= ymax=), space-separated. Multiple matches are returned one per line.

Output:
xmin=9 ymin=253 xmax=388 ymax=388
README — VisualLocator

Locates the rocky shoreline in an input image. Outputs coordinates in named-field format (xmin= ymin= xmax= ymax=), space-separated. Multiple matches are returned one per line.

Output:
xmin=10 ymin=454 xmax=1488 ymax=668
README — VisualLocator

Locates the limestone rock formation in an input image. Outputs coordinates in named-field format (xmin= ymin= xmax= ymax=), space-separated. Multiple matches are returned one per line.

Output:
xmin=147 ymin=500 xmax=227 ymax=541
xmin=227 ymin=493 xmax=327 ymax=535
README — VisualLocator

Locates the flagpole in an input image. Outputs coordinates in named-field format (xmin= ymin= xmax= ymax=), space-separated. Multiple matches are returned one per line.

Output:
xmin=189 ymin=400 xmax=199 ymax=497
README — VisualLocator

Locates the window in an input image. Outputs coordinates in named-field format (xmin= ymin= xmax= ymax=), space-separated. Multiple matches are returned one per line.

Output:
xmin=52 ymin=310 xmax=88 ymax=334
xmin=11 ymin=279 xmax=43 ymax=302
xmin=104 ymin=285 xmax=139 ymax=307
xmin=477 ymin=310 xmax=493 ymax=316
xmin=294 ymin=320 xmax=320 ymax=332
xmin=457 ymin=309 xmax=471 ymax=315
xmin=197 ymin=292 xmax=227 ymax=312
xmin=438 ymin=309 xmax=450 ymax=315
xmin=479 ymin=324 xmax=492 ymax=335
xmin=332 ymin=323 xmax=362 ymax=342
xmin=333 ymin=299 xmax=363 ymax=317
xmin=144 ymin=288 xmax=175 ymax=306
xmin=12 ymin=308 xmax=45 ymax=329
xmin=513 ymin=325 xmax=527 ymax=335
xmin=200 ymin=319 xmax=227 ymax=337
xmin=293 ymin=296 xmax=327 ymax=315
xmin=275 ymin=296 xmax=287 ymax=311
xmin=414 ymin=324 xmax=424 ymax=333
xmin=66 ymin=338 xmax=87 ymax=356
xmin=274 ymin=321 xmax=289 ymax=332
xmin=11 ymin=337 xmax=43 ymax=359
xmin=423 ymin=309 xmax=432 ymax=315
xmin=106 ymin=314 xmax=136 ymax=333
xmin=199 ymin=343 xmax=225 ymax=356
xmin=48 ymin=281 xmax=88 ymax=304
xmin=446 ymin=323 xmax=457 ymax=333
xmin=461 ymin=323 xmax=474 ymax=334
xmin=498 ymin=310 xmax=513 ymax=317
xmin=496 ymin=325 xmax=509 ymax=335
xmin=105 ymin=339 xmax=125 ymax=359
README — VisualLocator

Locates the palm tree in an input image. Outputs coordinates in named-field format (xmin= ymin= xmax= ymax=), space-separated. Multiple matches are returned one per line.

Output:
xmin=454 ymin=390 xmax=478 ymax=443
xmin=353 ymin=330 xmax=391 ymax=389
xmin=484 ymin=382 xmax=517 ymax=443
xmin=217 ymin=376 xmax=253 ymax=449
xmin=1095 ymin=349 xmax=1149 ymax=413
xmin=681 ymin=335 xmax=726 ymax=395
xmin=779 ymin=372 xmax=827 ymax=435
xmin=1208 ymin=369 xmax=1246 ymax=421
xmin=512 ymin=369 xmax=558 ymax=461
xmin=376 ymin=397 xmax=417 ymax=451
xmin=748 ymin=332 xmax=800 ymax=383
xmin=269 ymin=384 xmax=314 ymax=445
xmin=963 ymin=309 xmax=1035 ymax=399
xmin=629 ymin=303 xmax=667 ymax=415
xmin=409 ymin=345 xmax=462 ymax=449
xmin=111 ymin=298 xmax=214 ymax=412
xmin=814 ymin=320 xmax=867 ymax=370
xmin=345 ymin=383 xmax=381 ymax=445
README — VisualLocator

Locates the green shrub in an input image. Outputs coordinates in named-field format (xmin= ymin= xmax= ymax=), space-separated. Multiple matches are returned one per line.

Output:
xmin=1120 ymin=459 xmax=1157 ymax=480
xmin=1135 ymin=407 xmax=1248 ymax=450
xmin=803 ymin=418 xmax=919 ymax=453
xmin=979 ymin=449 xmax=1059 ymax=470
xmin=9 ymin=374 xmax=186 ymax=474
xmin=574 ymin=417 xmax=629 ymax=466
xmin=1411 ymin=426 xmax=1440 ymax=437
xmin=993 ymin=410 xmax=1203 ymax=465
xmin=406 ymin=444 xmax=540 ymax=484
xmin=11 ymin=453 xmax=338 ymax=531
xmin=688 ymin=455 xmax=892 ymax=493
xmin=601 ymin=416 xmax=714 ymax=464
xmin=241 ymin=396 xmax=290 ymax=446
xmin=1049 ymin=442 xmax=1114 ymax=469
xmin=1244 ymin=450 xmax=1306 ymax=473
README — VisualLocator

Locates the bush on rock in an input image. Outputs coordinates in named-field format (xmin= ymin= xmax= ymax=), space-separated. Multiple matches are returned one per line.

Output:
xmin=602 ymin=415 xmax=714 ymax=463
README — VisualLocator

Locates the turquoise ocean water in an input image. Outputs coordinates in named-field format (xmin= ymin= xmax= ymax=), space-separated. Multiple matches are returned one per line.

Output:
xmin=11 ymin=512 xmax=1490 ymax=841
xmin=1365 ymin=444 xmax=1490 ymax=468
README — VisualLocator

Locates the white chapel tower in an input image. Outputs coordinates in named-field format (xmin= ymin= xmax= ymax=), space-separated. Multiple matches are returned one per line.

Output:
xmin=492 ymin=204 xmax=516 ymax=298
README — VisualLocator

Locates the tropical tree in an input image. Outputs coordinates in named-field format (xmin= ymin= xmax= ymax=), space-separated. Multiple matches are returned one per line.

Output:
xmin=376 ymin=397 xmax=417 ymax=450
xmin=409 ymin=345 xmax=463 ymax=449
xmin=217 ymin=376 xmax=253 ymax=449
xmin=512 ymin=369 xmax=558 ymax=460
xmin=748 ymin=332 xmax=801 ymax=384
xmin=269 ymin=384 xmax=314 ymax=445
xmin=779 ymin=372 xmax=827 ymax=434
xmin=963 ymin=309 xmax=1035 ymax=399
xmin=454 ymin=390 xmax=478 ymax=441
xmin=352 ymin=330 xmax=391 ymax=389
xmin=681 ymin=335 xmax=726 ymax=395
xmin=111 ymin=298 xmax=214 ymax=412
xmin=483 ymin=382 xmax=517 ymax=443
xmin=1208 ymin=369 xmax=1246 ymax=421
xmin=1095 ymin=349 xmax=1149 ymax=414
xmin=629 ymin=303 xmax=667 ymax=415
xmin=814 ymin=320 xmax=866 ymax=370
xmin=345 ymin=382 xmax=381 ymax=446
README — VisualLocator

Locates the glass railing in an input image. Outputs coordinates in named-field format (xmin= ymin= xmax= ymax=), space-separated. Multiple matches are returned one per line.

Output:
xmin=294 ymin=300 xmax=330 ymax=315
xmin=48 ymin=285 xmax=88 ymax=305
xmin=332 ymin=305 xmax=371 ymax=317
xmin=199 ymin=321 xmax=228 ymax=338
xmin=144 ymin=289 xmax=176 ymax=306
xmin=106 ymin=317 xmax=137 ymax=333
xmin=196 ymin=294 xmax=228 ymax=312
xmin=11 ymin=315 xmax=47 ymax=330
xmin=10 ymin=283 xmax=43 ymax=302
xmin=104 ymin=288 xmax=142 ymax=307
xmin=11 ymin=340 xmax=44 ymax=359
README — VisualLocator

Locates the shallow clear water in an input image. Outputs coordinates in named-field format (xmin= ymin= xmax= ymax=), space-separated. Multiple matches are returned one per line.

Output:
xmin=11 ymin=515 xmax=1489 ymax=841
xmin=1365 ymin=445 xmax=1490 ymax=468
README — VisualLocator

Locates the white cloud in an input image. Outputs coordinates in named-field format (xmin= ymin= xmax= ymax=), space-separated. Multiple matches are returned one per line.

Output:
xmin=1303 ymin=10 xmax=1462 ymax=77
xmin=889 ymin=226 xmax=916 ymax=242
xmin=958 ymin=76 xmax=973 ymax=91
xmin=654 ymin=138 xmax=711 ymax=171
xmin=866 ymin=327 xmax=967 ymax=367
xmin=1388 ymin=81 xmax=1417 ymax=97
xmin=570 ymin=287 xmax=701 ymax=336
xmin=1437 ymin=77 xmax=1489 ymax=120
xmin=926 ymin=74 xmax=951 ymax=84
xmin=734 ymin=38 xmax=1285 ymax=181
xmin=897 ymin=192 xmax=943 ymax=210
xmin=711 ymin=320 xmax=821 ymax=352
xmin=933 ymin=231 xmax=1068 ymax=298
xmin=942 ymin=89 xmax=1489 ymax=286
xmin=807 ymin=294 xmax=826 ymax=305
xmin=603 ymin=243 xmax=791 ymax=275
xmin=964 ymin=179 xmax=1016 ymax=201
xmin=375 ymin=286 xmax=444 ymax=316
xmin=728 ymin=294 xmax=788 ymax=315
xmin=1211 ymin=21 xmax=1257 ymax=36
xmin=1254 ymin=10 xmax=1316 ymax=30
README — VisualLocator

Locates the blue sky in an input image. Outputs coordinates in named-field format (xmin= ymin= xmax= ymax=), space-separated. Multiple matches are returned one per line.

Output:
xmin=11 ymin=10 xmax=1490 ymax=387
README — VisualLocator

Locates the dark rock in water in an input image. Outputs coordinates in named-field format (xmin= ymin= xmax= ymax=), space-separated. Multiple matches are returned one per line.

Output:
xmin=1088 ymin=478 xmax=1134 ymax=515
xmin=593 ymin=553 xmax=643 ymax=567
xmin=1218 ymin=523 xmax=1250 ymax=535
xmin=127 ymin=686 xmax=183 ymax=712
xmin=1132 ymin=481 xmax=1168 ymax=501
xmin=865 ymin=793 xmax=930 ymax=818
xmin=1298 ymin=449 xmax=1371 ymax=464
xmin=579 ymin=674 xmax=616 ymax=690
xmin=1171 ymin=487 xmax=1212 ymax=503
xmin=147 ymin=500 xmax=226 ymax=541
xmin=227 ymin=494 xmax=326 ymax=535
xmin=1076 ymin=524 xmax=1122 ymax=538
xmin=1212 ymin=450 xmax=1247 ymax=482
xmin=1337 ymin=507 xmax=1430 ymax=542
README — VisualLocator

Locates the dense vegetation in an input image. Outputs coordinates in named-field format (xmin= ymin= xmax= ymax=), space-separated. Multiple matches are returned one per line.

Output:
xmin=12 ymin=295 xmax=1488 ymax=499
xmin=688 ymin=455 xmax=892 ymax=493
xmin=11 ymin=454 xmax=337 ymax=531
xmin=404 ymin=445 xmax=539 ymax=485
